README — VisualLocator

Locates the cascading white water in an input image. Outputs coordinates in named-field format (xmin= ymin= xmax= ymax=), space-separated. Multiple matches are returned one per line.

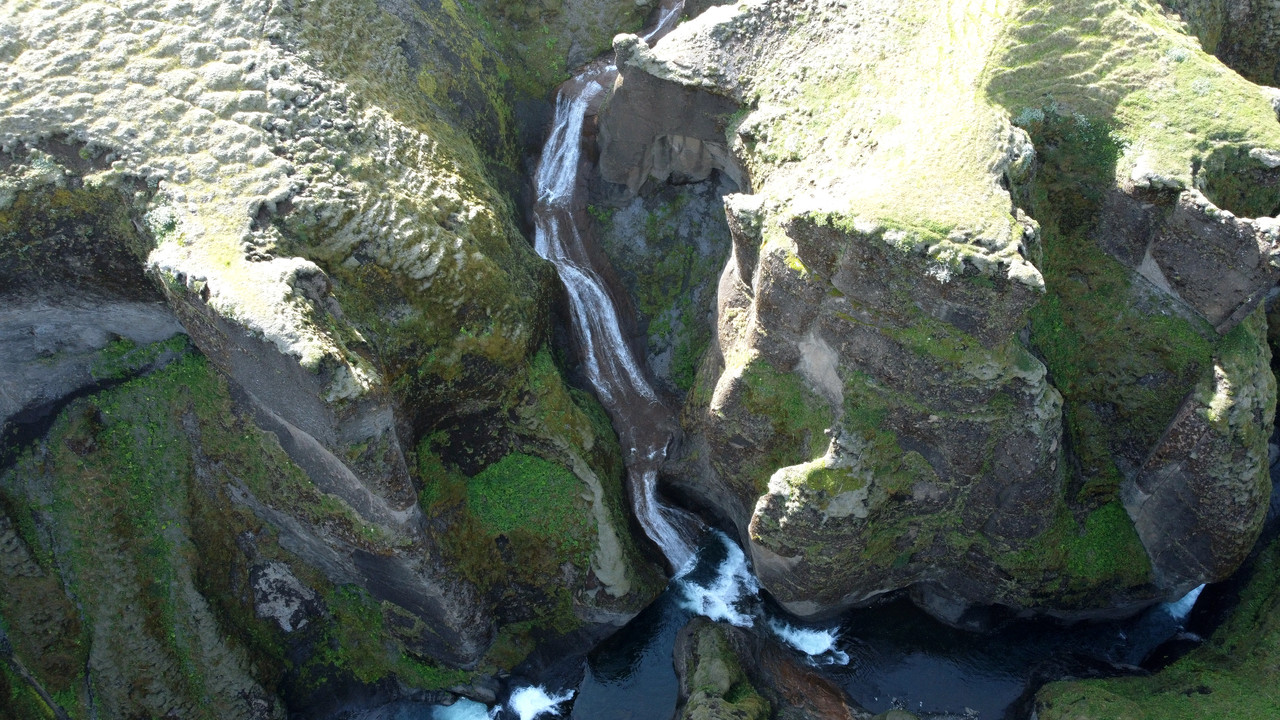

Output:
xmin=530 ymin=3 xmax=699 ymax=572
xmin=525 ymin=11 xmax=852 ymax=707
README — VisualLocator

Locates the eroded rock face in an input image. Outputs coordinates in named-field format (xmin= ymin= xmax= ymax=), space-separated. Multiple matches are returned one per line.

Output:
xmin=1159 ymin=0 xmax=1280 ymax=86
xmin=601 ymin=0 xmax=1280 ymax=621
xmin=1096 ymin=190 xmax=1280 ymax=331
xmin=0 ymin=0 xmax=661 ymax=707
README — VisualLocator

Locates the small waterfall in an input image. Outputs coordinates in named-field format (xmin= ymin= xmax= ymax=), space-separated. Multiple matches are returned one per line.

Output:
xmin=530 ymin=0 xmax=699 ymax=572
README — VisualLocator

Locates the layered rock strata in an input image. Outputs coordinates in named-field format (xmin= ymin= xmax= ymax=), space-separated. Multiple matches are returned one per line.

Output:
xmin=0 ymin=0 xmax=662 ymax=715
xmin=599 ymin=0 xmax=1280 ymax=621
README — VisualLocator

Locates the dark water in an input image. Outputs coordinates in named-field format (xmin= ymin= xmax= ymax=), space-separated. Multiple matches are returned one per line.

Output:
xmin=401 ymin=534 xmax=1202 ymax=720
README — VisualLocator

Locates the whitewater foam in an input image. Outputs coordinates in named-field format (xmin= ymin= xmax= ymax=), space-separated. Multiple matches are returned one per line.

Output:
xmin=431 ymin=698 xmax=493 ymax=720
xmin=1163 ymin=583 xmax=1206 ymax=623
xmin=677 ymin=532 xmax=759 ymax=627
xmin=506 ymin=686 xmax=575 ymax=720
xmin=768 ymin=618 xmax=851 ymax=665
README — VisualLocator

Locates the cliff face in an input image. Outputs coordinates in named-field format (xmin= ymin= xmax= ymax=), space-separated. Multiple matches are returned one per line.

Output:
xmin=1158 ymin=0 xmax=1280 ymax=87
xmin=0 ymin=0 xmax=662 ymax=715
xmin=599 ymin=0 xmax=1280 ymax=621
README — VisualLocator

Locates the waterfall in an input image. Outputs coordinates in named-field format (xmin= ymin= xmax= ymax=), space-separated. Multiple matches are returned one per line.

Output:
xmin=530 ymin=0 xmax=699 ymax=572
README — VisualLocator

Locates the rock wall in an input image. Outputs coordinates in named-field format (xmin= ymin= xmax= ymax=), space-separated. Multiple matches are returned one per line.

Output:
xmin=1158 ymin=0 xmax=1280 ymax=86
xmin=598 ymin=0 xmax=1280 ymax=621
xmin=0 ymin=0 xmax=663 ymax=713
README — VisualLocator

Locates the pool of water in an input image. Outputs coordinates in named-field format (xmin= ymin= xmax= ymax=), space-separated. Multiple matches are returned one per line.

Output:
xmin=402 ymin=533 xmax=1202 ymax=720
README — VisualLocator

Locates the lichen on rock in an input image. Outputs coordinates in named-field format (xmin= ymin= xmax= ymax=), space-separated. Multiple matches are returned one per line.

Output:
xmin=0 ymin=0 xmax=663 ymax=708
xmin=599 ymin=0 xmax=1280 ymax=621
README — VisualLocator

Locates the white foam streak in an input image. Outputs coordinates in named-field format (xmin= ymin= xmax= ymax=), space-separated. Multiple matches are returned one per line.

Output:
xmin=530 ymin=0 xmax=698 ymax=570
xmin=768 ymin=619 xmax=851 ymax=665
xmin=536 ymin=86 xmax=601 ymax=206
xmin=506 ymin=686 xmax=575 ymax=720
xmin=635 ymin=469 xmax=695 ymax=570
xmin=641 ymin=1 xmax=684 ymax=43
xmin=432 ymin=698 xmax=494 ymax=720
xmin=677 ymin=533 xmax=758 ymax=628
xmin=1163 ymin=583 xmax=1206 ymax=623
xmin=558 ymin=263 xmax=656 ymax=404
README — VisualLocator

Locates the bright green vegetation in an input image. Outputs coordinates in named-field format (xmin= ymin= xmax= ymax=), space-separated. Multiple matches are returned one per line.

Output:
xmin=997 ymin=502 xmax=1153 ymax=600
xmin=988 ymin=0 xmax=1280 ymax=217
xmin=468 ymin=453 xmax=593 ymax=560
xmin=1036 ymin=535 xmax=1280 ymax=718
xmin=732 ymin=0 xmax=1025 ymax=250
xmin=1017 ymin=104 xmax=1214 ymax=504
xmin=739 ymin=358 xmax=834 ymax=495
xmin=411 ymin=343 xmax=661 ymax=669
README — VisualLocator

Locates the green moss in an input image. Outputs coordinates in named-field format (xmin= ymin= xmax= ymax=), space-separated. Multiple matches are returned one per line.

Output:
xmin=997 ymin=501 xmax=1152 ymax=597
xmin=1018 ymin=110 xmax=1215 ymax=502
xmin=467 ymin=453 xmax=591 ymax=553
xmin=683 ymin=622 xmax=771 ymax=720
xmin=1036 ymin=535 xmax=1280 ymax=718
xmin=0 ymin=184 xmax=154 ymax=298
xmin=89 ymin=334 xmax=189 ymax=381
xmin=0 ymin=663 xmax=57 ymax=720
xmin=740 ymin=358 xmax=834 ymax=493
xmin=0 ymin=345 xmax=284 ymax=716
xmin=303 ymin=585 xmax=470 ymax=690
xmin=599 ymin=196 xmax=726 ymax=394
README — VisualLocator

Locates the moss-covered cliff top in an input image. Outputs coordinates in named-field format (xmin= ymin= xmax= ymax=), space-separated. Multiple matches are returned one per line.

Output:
xmin=622 ymin=0 xmax=1280 ymax=288
xmin=0 ymin=0 xmax=545 ymax=401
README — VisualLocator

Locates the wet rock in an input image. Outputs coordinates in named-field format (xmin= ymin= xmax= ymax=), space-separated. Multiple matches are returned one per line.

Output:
xmin=673 ymin=617 xmax=869 ymax=720
xmin=251 ymin=561 xmax=321 ymax=633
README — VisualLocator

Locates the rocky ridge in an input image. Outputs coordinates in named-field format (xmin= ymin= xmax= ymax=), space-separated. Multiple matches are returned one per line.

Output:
xmin=0 ymin=0 xmax=664 ymax=716
xmin=597 ymin=0 xmax=1280 ymax=621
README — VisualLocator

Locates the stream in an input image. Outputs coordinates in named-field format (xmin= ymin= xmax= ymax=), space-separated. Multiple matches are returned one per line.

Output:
xmin=405 ymin=3 xmax=1210 ymax=718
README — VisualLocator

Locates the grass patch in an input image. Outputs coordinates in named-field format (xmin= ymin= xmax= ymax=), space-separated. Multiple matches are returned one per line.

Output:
xmin=1036 ymin=535 xmax=1280 ymax=718
xmin=467 ymin=453 xmax=591 ymax=548
xmin=997 ymin=501 xmax=1153 ymax=598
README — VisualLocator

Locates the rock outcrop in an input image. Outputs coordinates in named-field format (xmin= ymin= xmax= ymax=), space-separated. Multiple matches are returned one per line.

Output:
xmin=1158 ymin=0 xmax=1280 ymax=86
xmin=673 ymin=617 xmax=870 ymax=720
xmin=599 ymin=0 xmax=1280 ymax=621
xmin=0 ymin=0 xmax=663 ymax=715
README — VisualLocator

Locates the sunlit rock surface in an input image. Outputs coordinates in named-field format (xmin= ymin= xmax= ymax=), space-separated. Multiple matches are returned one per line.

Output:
xmin=0 ymin=0 xmax=662 ymax=716
xmin=600 ymin=0 xmax=1280 ymax=621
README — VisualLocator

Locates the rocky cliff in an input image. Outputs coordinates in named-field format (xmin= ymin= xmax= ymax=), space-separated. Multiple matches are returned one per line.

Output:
xmin=4 ymin=0 xmax=1280 ymax=715
xmin=0 ymin=0 xmax=664 ymax=716
xmin=597 ymin=0 xmax=1280 ymax=622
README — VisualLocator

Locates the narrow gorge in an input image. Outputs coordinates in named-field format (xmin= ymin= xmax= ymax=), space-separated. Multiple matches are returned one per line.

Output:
xmin=2 ymin=1 xmax=1280 ymax=719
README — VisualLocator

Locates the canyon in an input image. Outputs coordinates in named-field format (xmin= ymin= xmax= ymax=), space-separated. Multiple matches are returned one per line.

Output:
xmin=2 ymin=0 xmax=1280 ymax=718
